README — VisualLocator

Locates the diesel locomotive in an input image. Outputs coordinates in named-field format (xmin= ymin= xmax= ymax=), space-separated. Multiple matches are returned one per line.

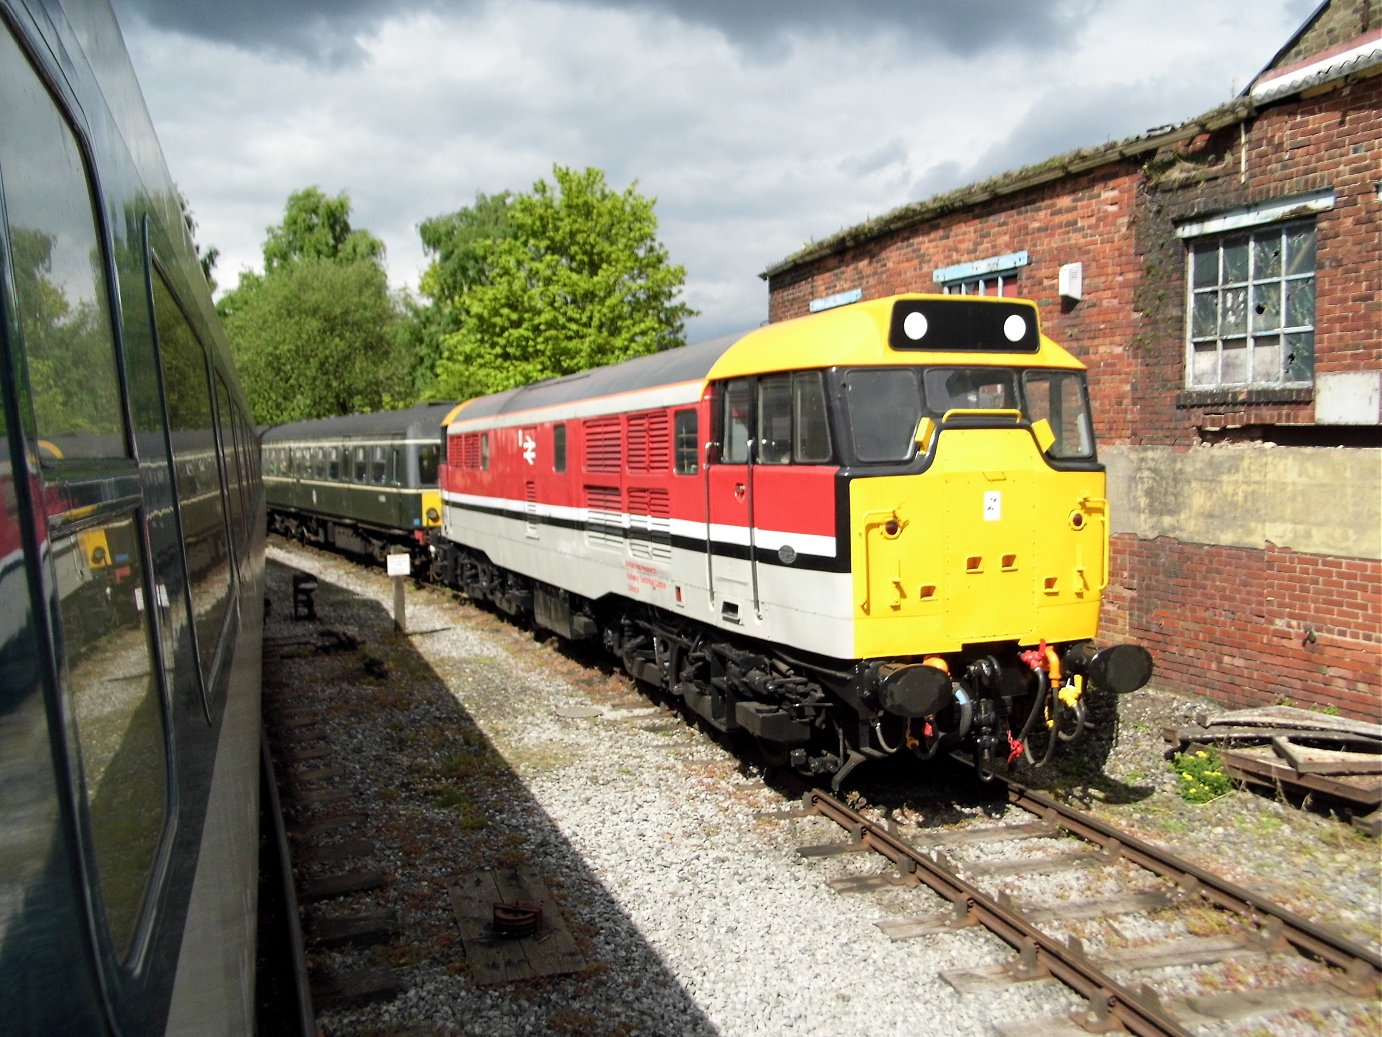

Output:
xmin=0 ymin=2 xmax=266 ymax=1033
xmin=434 ymin=294 xmax=1152 ymax=786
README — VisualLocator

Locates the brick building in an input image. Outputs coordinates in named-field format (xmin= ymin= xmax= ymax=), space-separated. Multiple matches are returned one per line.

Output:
xmin=762 ymin=0 xmax=1381 ymax=721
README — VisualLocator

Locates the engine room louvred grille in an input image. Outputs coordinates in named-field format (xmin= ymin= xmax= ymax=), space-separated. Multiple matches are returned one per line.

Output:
xmin=448 ymin=432 xmax=482 ymax=469
xmin=584 ymin=417 xmax=622 ymax=472
xmin=584 ymin=484 xmax=623 ymax=547
xmin=627 ymin=487 xmax=671 ymax=560
xmin=626 ymin=411 xmax=670 ymax=472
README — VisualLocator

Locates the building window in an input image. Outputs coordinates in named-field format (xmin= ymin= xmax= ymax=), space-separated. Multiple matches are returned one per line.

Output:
xmin=933 ymin=250 xmax=1027 ymax=297
xmin=1186 ymin=219 xmax=1315 ymax=389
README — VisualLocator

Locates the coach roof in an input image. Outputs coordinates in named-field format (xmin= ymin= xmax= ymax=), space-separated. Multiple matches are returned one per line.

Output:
xmin=263 ymin=400 xmax=457 ymax=443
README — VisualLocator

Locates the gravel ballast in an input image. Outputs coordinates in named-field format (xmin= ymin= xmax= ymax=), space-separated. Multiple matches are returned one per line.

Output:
xmin=262 ymin=544 xmax=1381 ymax=1036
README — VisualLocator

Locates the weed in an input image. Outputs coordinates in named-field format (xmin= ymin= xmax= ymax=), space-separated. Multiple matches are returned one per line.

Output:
xmin=1169 ymin=747 xmax=1235 ymax=804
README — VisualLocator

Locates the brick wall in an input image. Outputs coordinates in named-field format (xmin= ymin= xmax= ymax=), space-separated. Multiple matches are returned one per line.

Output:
xmin=1105 ymin=535 xmax=1381 ymax=722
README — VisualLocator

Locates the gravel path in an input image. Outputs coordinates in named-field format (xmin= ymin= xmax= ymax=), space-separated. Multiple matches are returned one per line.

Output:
xmin=263 ymin=543 xmax=1380 ymax=1036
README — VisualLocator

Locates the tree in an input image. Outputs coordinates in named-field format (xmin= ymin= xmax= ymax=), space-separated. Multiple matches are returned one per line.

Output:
xmin=433 ymin=166 xmax=695 ymax=399
xmin=179 ymin=192 xmax=219 ymax=290
xmin=219 ymin=188 xmax=406 ymax=423
xmin=262 ymin=187 xmax=385 ymax=271
xmin=220 ymin=258 xmax=407 ymax=424
xmin=402 ymin=191 xmax=514 ymax=398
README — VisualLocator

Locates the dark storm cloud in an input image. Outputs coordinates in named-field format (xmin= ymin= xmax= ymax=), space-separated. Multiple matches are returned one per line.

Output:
xmin=109 ymin=0 xmax=444 ymax=64
xmin=606 ymin=0 xmax=1095 ymax=55
xmin=112 ymin=0 xmax=1093 ymax=64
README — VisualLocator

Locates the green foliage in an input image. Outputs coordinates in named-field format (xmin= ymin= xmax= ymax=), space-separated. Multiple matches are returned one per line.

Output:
xmin=1170 ymin=747 xmax=1236 ymax=804
xmin=431 ymin=165 xmax=695 ymax=400
xmin=219 ymin=258 xmax=407 ymax=424
xmin=220 ymin=187 xmax=409 ymax=424
xmin=403 ymin=192 xmax=514 ymax=399
xmin=262 ymin=186 xmax=385 ymax=272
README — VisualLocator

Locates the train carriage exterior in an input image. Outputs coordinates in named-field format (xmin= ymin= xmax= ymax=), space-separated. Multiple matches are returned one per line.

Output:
xmin=437 ymin=294 xmax=1151 ymax=784
xmin=262 ymin=400 xmax=455 ymax=570
xmin=0 ymin=2 xmax=265 ymax=1034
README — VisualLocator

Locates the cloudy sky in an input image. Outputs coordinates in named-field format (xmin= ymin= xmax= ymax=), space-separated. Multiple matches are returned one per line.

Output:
xmin=108 ymin=0 xmax=1321 ymax=342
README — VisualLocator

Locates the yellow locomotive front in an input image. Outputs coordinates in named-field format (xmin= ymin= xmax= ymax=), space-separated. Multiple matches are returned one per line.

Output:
xmin=718 ymin=294 xmax=1152 ymax=779
xmin=840 ymin=296 xmax=1151 ymax=774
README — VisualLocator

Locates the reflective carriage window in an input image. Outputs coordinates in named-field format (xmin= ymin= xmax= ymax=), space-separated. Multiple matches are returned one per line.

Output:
xmin=54 ymin=513 xmax=168 ymax=959
xmin=843 ymin=368 xmax=921 ymax=463
xmin=152 ymin=271 xmax=231 ymax=682
xmin=353 ymin=446 xmax=367 ymax=481
xmin=214 ymin=375 xmax=245 ymax=545
xmin=328 ymin=446 xmax=343 ymax=480
xmin=371 ymin=446 xmax=387 ymax=484
xmin=1022 ymin=370 xmax=1094 ymax=459
xmin=0 ymin=29 xmax=125 ymax=457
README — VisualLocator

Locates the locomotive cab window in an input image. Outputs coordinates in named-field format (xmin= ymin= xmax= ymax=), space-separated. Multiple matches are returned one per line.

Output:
xmin=720 ymin=379 xmax=752 ymax=464
xmin=1022 ymin=370 xmax=1094 ymax=459
xmin=843 ymin=368 xmax=922 ymax=463
xmin=923 ymin=368 xmax=1018 ymax=415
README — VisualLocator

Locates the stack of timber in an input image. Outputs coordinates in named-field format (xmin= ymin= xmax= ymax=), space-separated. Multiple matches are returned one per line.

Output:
xmin=1164 ymin=705 xmax=1382 ymax=836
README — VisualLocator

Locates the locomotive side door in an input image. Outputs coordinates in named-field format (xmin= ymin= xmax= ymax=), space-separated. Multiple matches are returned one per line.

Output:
xmin=705 ymin=378 xmax=757 ymax=624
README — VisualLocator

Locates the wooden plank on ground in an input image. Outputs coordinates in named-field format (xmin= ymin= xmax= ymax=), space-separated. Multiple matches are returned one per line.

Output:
xmin=449 ymin=868 xmax=583 ymax=985
xmin=1220 ymin=746 xmax=1382 ymax=807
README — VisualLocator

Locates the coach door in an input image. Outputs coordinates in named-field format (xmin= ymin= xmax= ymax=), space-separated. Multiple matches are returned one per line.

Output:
xmin=706 ymin=378 xmax=758 ymax=623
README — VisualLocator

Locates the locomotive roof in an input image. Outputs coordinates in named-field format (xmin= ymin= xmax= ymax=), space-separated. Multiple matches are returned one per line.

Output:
xmin=262 ymin=401 xmax=457 ymax=443
xmin=444 ymin=294 xmax=1084 ymax=430
xmin=445 ymin=333 xmax=743 ymax=424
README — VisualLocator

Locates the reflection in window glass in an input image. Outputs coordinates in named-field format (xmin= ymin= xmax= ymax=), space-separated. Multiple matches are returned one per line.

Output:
xmin=0 ymin=29 xmax=124 ymax=455
xmin=152 ymin=272 xmax=231 ymax=681
xmin=721 ymin=380 xmax=752 ymax=464
xmin=673 ymin=411 xmax=697 ymax=474
xmin=922 ymin=368 xmax=1018 ymax=414
xmin=1021 ymin=370 xmax=1094 ymax=459
xmin=55 ymin=515 xmax=167 ymax=958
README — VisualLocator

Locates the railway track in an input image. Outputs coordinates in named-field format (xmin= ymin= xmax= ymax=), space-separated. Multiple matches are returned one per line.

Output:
xmin=762 ymin=783 xmax=1381 ymax=1036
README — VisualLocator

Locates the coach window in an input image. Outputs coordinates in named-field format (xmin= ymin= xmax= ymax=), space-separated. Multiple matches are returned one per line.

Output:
xmin=418 ymin=442 xmax=439 ymax=485
xmin=328 ymin=447 xmax=342 ymax=480
xmin=353 ymin=446 xmax=367 ymax=482
xmin=1 ymin=29 xmax=172 ymax=962
xmin=674 ymin=410 xmax=698 ymax=474
xmin=553 ymin=424 xmax=567 ymax=472
xmin=371 ymin=446 xmax=387 ymax=484
xmin=0 ymin=29 xmax=124 ymax=460
xmin=153 ymin=269 xmax=233 ymax=686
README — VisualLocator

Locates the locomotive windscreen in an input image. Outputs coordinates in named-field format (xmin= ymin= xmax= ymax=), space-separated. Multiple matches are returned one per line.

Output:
xmin=888 ymin=298 xmax=1041 ymax=353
